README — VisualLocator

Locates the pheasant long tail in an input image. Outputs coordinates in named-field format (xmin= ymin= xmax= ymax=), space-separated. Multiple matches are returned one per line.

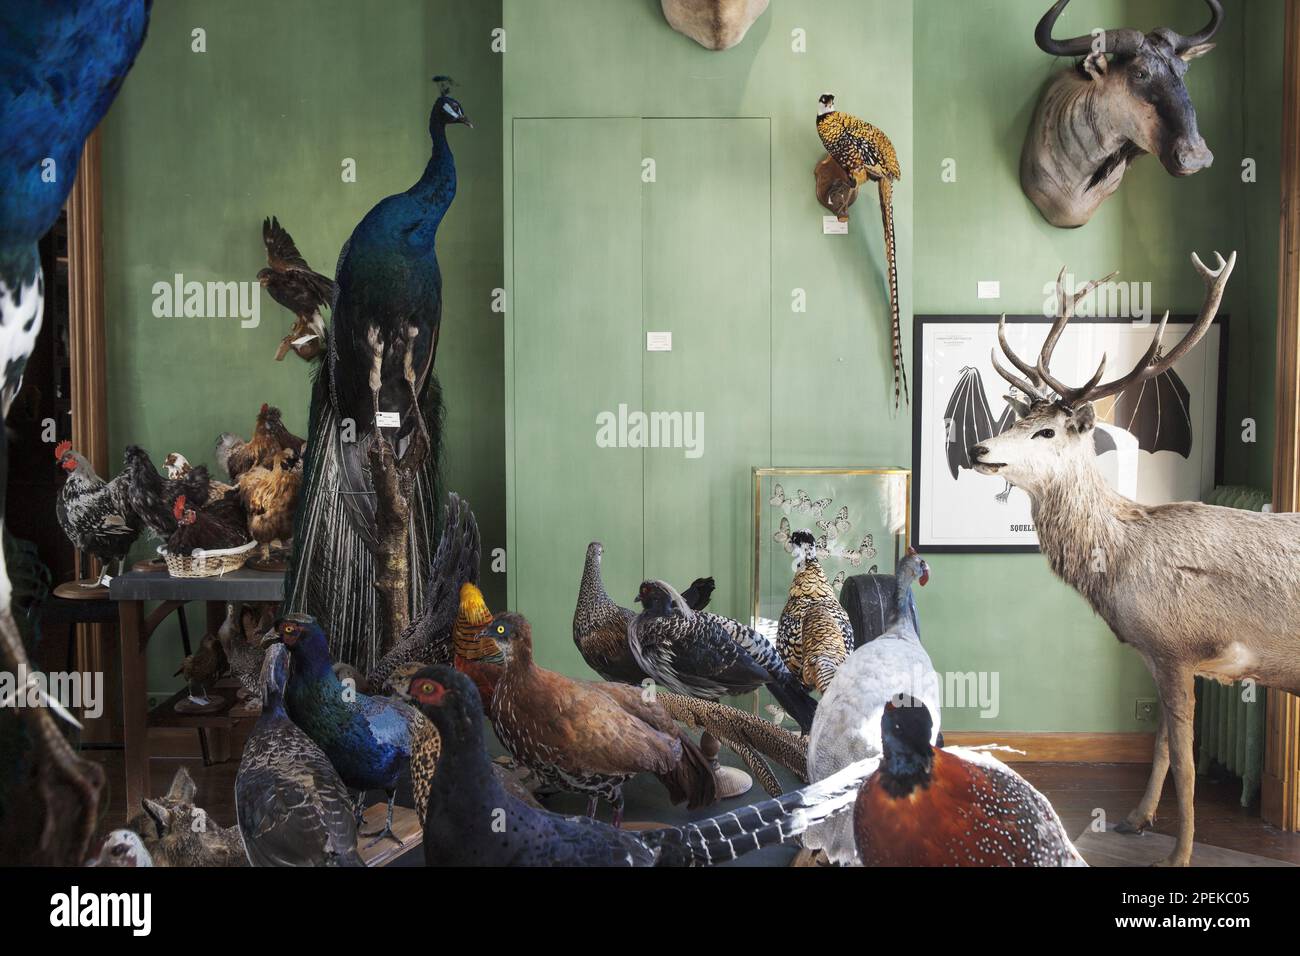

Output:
xmin=878 ymin=176 xmax=908 ymax=411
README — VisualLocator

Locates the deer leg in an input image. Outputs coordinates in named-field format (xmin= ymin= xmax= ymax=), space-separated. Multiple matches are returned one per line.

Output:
xmin=1117 ymin=708 xmax=1168 ymax=834
xmin=1152 ymin=668 xmax=1197 ymax=867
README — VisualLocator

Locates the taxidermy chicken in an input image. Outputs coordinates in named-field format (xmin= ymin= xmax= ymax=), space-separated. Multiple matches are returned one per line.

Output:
xmin=122 ymin=444 xmax=213 ymax=541
xmin=258 ymin=216 xmax=336 ymax=362
xmin=287 ymin=76 xmax=472 ymax=669
xmin=854 ymin=698 xmax=1084 ymax=867
xmin=268 ymin=614 xmax=419 ymax=847
xmin=816 ymin=93 xmax=906 ymax=409
xmin=237 ymin=447 xmax=302 ymax=566
xmin=0 ymin=2 xmax=151 ymax=865
xmin=487 ymin=612 xmax=716 ymax=824
xmin=410 ymin=665 xmax=870 ymax=867
xmin=164 ymin=452 xmax=235 ymax=498
xmin=236 ymin=643 xmax=363 ymax=867
xmin=367 ymin=492 xmax=480 ymax=691
xmin=166 ymin=494 xmax=248 ymax=557
xmin=572 ymin=540 xmax=713 ymax=685
xmin=216 ymin=403 xmax=305 ymax=483
xmin=804 ymin=549 xmax=939 ymax=865
xmin=777 ymin=530 xmax=854 ymax=693
xmin=54 ymin=441 xmax=141 ymax=584
xmin=630 ymin=579 xmax=818 ymax=733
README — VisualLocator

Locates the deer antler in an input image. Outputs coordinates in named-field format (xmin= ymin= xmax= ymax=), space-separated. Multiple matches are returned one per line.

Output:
xmin=992 ymin=251 xmax=1236 ymax=408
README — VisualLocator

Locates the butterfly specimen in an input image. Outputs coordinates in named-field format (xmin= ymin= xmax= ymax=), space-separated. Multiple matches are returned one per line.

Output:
xmin=831 ymin=571 xmax=846 ymax=594
xmin=769 ymin=483 xmax=791 ymax=513
xmin=817 ymin=506 xmax=851 ymax=540
xmin=772 ymin=516 xmax=794 ymax=553
xmin=844 ymin=534 xmax=877 ymax=567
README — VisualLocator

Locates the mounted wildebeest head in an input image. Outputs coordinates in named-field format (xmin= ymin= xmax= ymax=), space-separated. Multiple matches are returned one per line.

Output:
xmin=1020 ymin=0 xmax=1223 ymax=228
xmin=660 ymin=0 xmax=770 ymax=51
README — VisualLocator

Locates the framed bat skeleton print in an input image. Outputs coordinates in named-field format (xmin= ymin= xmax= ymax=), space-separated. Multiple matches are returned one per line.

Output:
xmin=912 ymin=314 xmax=1227 ymax=552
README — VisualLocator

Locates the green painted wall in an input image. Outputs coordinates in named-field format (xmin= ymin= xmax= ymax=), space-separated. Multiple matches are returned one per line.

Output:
xmin=100 ymin=0 xmax=504 ymax=697
xmin=503 ymin=0 xmax=914 ymax=681
xmin=913 ymin=0 xmax=1282 ymax=730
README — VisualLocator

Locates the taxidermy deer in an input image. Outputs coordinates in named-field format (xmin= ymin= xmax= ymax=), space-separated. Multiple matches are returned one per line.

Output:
xmin=971 ymin=251 xmax=1300 ymax=867
xmin=1021 ymin=0 xmax=1221 ymax=228
xmin=661 ymin=0 xmax=769 ymax=51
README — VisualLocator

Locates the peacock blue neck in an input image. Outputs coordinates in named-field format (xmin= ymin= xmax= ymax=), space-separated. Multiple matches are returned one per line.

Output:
xmin=408 ymin=122 xmax=457 ymax=216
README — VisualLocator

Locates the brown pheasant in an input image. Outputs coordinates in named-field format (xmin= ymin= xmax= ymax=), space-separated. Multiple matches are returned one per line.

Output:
xmin=777 ymin=531 xmax=854 ymax=693
xmin=816 ymin=93 xmax=907 ymax=409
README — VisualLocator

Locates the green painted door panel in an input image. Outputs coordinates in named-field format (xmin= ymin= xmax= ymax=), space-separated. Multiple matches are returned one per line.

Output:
xmin=641 ymin=118 xmax=772 ymax=621
xmin=511 ymin=118 xmax=644 ymax=673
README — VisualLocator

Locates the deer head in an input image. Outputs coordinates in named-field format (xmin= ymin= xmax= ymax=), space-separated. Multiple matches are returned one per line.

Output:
xmin=969 ymin=251 xmax=1234 ymax=496
xmin=661 ymin=0 xmax=770 ymax=51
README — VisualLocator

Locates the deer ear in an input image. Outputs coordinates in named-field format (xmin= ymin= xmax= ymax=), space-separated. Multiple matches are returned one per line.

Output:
xmin=1071 ymin=403 xmax=1097 ymax=434
xmin=1179 ymin=42 xmax=1215 ymax=62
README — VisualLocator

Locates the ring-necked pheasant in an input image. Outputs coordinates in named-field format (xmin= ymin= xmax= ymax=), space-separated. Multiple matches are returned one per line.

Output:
xmin=409 ymin=665 xmax=874 ymax=867
xmin=816 ymin=93 xmax=907 ymax=409
xmin=854 ymin=698 xmax=1085 ymax=867
xmin=777 ymin=530 xmax=854 ymax=693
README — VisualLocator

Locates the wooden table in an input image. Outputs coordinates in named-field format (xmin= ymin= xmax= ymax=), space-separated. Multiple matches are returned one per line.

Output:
xmin=110 ymin=569 xmax=284 ymax=816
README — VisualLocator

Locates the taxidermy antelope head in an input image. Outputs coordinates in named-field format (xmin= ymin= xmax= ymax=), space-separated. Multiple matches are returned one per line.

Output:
xmin=1021 ymin=0 xmax=1222 ymax=228
xmin=967 ymin=250 xmax=1300 ymax=867
xmin=661 ymin=0 xmax=769 ymax=51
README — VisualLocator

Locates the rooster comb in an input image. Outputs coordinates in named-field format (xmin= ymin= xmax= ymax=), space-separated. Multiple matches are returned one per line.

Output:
xmin=54 ymin=440 xmax=72 ymax=460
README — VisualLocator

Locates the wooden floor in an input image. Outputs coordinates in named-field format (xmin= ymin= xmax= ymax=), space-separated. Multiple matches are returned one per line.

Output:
xmin=85 ymin=751 xmax=1300 ymax=866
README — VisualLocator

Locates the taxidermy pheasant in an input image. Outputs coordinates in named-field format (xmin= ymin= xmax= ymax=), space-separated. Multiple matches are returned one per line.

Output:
xmin=816 ymin=93 xmax=906 ymax=409
xmin=287 ymin=77 xmax=472 ymax=670
xmin=410 ymin=665 xmax=871 ymax=867
xmin=488 ymin=612 xmax=716 ymax=824
xmin=367 ymin=492 xmax=480 ymax=692
xmin=777 ymin=530 xmax=854 ymax=693
xmin=235 ymin=643 xmax=363 ymax=867
xmin=854 ymin=698 xmax=1084 ymax=867
xmin=258 ymin=216 xmax=336 ymax=363
xmin=0 ymin=1 xmax=149 ymax=866
xmin=451 ymin=581 xmax=501 ymax=707
xmin=54 ymin=441 xmax=141 ymax=584
xmin=268 ymin=614 xmax=419 ymax=847
xmin=805 ymin=549 xmax=939 ymax=865
xmin=629 ymin=580 xmax=818 ymax=733
xmin=572 ymin=540 xmax=714 ymax=685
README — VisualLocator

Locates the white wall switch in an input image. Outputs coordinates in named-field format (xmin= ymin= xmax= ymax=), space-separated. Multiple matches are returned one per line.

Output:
xmin=646 ymin=331 xmax=672 ymax=351
xmin=822 ymin=216 xmax=848 ymax=235
xmin=977 ymin=280 xmax=1001 ymax=299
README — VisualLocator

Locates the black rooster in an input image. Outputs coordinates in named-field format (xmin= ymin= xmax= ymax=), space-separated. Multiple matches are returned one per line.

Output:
xmin=629 ymin=580 xmax=818 ymax=733
xmin=122 ymin=444 xmax=212 ymax=541
xmin=286 ymin=77 xmax=472 ymax=669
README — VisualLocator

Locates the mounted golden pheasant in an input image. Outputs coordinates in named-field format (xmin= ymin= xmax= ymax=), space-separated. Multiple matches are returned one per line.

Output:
xmin=816 ymin=93 xmax=906 ymax=409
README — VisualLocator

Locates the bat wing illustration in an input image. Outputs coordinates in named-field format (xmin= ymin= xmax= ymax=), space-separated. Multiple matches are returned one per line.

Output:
xmin=1111 ymin=363 xmax=1193 ymax=457
xmin=942 ymin=366 xmax=997 ymax=480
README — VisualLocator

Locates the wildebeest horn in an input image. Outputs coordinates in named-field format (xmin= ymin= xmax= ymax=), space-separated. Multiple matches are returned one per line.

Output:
xmin=1169 ymin=0 xmax=1223 ymax=52
xmin=1034 ymin=0 xmax=1144 ymax=58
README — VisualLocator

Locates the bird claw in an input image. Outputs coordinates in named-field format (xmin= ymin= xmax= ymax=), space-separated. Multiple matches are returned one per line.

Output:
xmin=360 ymin=824 xmax=404 ymax=849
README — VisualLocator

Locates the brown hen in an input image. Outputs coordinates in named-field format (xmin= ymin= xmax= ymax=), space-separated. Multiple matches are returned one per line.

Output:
xmin=237 ymin=447 xmax=302 ymax=562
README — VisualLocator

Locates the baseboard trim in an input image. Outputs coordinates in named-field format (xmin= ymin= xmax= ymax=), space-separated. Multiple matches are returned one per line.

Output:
xmin=941 ymin=731 xmax=1154 ymax=763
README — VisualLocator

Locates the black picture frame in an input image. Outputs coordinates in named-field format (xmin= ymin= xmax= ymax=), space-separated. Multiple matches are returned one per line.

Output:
xmin=911 ymin=313 xmax=1228 ymax=554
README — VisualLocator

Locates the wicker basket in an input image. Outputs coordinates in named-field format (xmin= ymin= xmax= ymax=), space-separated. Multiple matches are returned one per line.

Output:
xmin=158 ymin=541 xmax=257 ymax=578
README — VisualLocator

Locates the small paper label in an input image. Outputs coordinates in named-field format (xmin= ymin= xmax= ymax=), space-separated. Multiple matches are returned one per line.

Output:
xmin=375 ymin=411 xmax=401 ymax=428
xmin=977 ymin=280 xmax=1001 ymax=299
xmin=823 ymin=216 xmax=848 ymax=235
xmin=646 ymin=331 xmax=672 ymax=352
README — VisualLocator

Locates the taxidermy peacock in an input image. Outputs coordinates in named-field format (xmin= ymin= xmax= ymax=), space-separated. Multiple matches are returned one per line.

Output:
xmin=0 ymin=0 xmax=151 ymax=866
xmin=816 ymin=93 xmax=906 ymax=409
xmin=286 ymin=76 xmax=472 ymax=670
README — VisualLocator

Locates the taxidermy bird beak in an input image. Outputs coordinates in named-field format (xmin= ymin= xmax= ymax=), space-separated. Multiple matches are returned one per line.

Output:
xmin=260 ymin=630 xmax=284 ymax=648
xmin=458 ymin=115 xmax=474 ymax=129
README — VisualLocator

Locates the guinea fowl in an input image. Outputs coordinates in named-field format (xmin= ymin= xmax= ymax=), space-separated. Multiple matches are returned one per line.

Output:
xmin=122 ymin=444 xmax=212 ymax=541
xmin=488 ymin=612 xmax=716 ymax=824
xmin=411 ymin=666 xmax=870 ymax=867
xmin=804 ymin=549 xmax=940 ymax=865
xmin=367 ymin=493 xmax=480 ymax=690
xmin=286 ymin=77 xmax=472 ymax=668
xmin=54 ymin=441 xmax=140 ymax=583
xmin=268 ymin=614 xmax=420 ymax=848
xmin=777 ymin=530 xmax=854 ymax=693
xmin=854 ymin=698 xmax=1084 ymax=867
xmin=629 ymin=579 xmax=818 ymax=733
xmin=235 ymin=643 xmax=363 ymax=867
xmin=258 ymin=216 xmax=336 ymax=363
xmin=572 ymin=540 xmax=713 ymax=684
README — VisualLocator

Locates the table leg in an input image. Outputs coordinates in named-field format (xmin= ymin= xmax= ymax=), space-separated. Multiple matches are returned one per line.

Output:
xmin=204 ymin=600 xmax=233 ymax=763
xmin=119 ymin=599 xmax=149 ymax=819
